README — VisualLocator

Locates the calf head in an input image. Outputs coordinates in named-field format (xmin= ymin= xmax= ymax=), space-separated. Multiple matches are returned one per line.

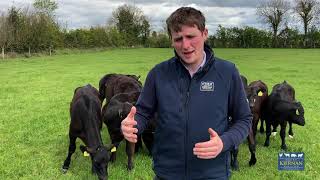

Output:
xmin=86 ymin=144 xmax=115 ymax=180
xmin=118 ymin=102 xmax=133 ymax=120
xmin=289 ymin=101 xmax=305 ymax=126
xmin=246 ymin=82 xmax=267 ymax=110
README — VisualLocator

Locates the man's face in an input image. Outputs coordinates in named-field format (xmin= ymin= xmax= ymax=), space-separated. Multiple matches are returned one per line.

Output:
xmin=171 ymin=25 xmax=208 ymax=66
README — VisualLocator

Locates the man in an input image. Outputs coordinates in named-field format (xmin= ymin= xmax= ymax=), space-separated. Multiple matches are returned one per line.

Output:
xmin=121 ymin=7 xmax=252 ymax=180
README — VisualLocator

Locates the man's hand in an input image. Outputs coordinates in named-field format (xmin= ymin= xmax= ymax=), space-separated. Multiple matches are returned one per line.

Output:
xmin=121 ymin=106 xmax=138 ymax=143
xmin=193 ymin=128 xmax=224 ymax=159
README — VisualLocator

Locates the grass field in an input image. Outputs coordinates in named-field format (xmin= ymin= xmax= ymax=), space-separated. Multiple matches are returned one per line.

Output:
xmin=0 ymin=48 xmax=319 ymax=180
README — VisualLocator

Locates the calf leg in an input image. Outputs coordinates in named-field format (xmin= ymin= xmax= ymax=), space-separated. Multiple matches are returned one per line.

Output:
xmin=110 ymin=141 xmax=120 ymax=163
xmin=288 ymin=122 xmax=294 ymax=138
xmin=126 ymin=140 xmax=135 ymax=170
xmin=248 ymin=128 xmax=256 ymax=166
xmin=252 ymin=115 xmax=259 ymax=138
xmin=264 ymin=121 xmax=272 ymax=147
xmin=230 ymin=147 xmax=239 ymax=171
xmin=271 ymin=122 xmax=278 ymax=136
xmin=280 ymin=122 xmax=287 ymax=150
xmin=62 ymin=135 xmax=77 ymax=173
xmin=259 ymin=118 xmax=264 ymax=133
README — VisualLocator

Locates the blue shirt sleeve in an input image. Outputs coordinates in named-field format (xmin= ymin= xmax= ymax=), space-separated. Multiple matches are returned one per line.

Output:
xmin=220 ymin=65 xmax=252 ymax=152
xmin=135 ymin=67 xmax=157 ymax=135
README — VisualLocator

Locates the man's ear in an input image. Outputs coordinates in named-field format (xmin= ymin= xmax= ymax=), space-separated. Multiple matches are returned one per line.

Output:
xmin=203 ymin=28 xmax=208 ymax=40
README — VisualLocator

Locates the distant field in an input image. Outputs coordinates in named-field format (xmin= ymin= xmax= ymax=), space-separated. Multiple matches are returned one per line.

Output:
xmin=0 ymin=48 xmax=319 ymax=180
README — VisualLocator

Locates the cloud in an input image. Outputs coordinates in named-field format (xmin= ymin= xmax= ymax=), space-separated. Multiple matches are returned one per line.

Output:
xmin=105 ymin=0 xmax=261 ymax=8
xmin=0 ymin=0 xmax=263 ymax=34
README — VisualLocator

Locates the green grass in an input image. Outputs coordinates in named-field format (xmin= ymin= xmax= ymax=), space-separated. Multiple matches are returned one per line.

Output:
xmin=0 ymin=48 xmax=319 ymax=180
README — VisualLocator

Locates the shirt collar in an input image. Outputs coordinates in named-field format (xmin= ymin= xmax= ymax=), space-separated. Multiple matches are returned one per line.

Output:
xmin=181 ymin=51 xmax=206 ymax=77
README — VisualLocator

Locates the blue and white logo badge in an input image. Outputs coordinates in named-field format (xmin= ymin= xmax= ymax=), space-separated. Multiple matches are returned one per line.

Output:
xmin=200 ymin=81 xmax=214 ymax=91
xmin=278 ymin=152 xmax=304 ymax=171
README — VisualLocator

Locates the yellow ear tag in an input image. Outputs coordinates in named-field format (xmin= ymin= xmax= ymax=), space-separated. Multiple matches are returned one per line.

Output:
xmin=258 ymin=91 xmax=263 ymax=97
xmin=83 ymin=151 xmax=90 ymax=157
xmin=111 ymin=147 xmax=117 ymax=152
xmin=296 ymin=109 xmax=300 ymax=115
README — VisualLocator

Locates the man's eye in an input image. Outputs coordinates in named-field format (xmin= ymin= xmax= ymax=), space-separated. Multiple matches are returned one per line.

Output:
xmin=186 ymin=35 xmax=195 ymax=39
xmin=174 ymin=38 xmax=182 ymax=42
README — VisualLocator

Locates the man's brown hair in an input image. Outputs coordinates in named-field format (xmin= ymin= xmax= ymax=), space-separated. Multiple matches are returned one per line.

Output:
xmin=166 ymin=7 xmax=206 ymax=37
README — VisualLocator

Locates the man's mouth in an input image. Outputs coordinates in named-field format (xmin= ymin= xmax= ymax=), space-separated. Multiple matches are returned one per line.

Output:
xmin=183 ymin=50 xmax=194 ymax=55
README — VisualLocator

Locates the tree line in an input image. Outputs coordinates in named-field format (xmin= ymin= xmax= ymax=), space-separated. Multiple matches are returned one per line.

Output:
xmin=0 ymin=0 xmax=319 ymax=59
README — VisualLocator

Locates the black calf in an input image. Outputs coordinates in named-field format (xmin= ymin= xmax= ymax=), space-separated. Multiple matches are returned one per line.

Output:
xmin=263 ymin=81 xmax=305 ymax=150
xmin=62 ymin=84 xmax=114 ymax=180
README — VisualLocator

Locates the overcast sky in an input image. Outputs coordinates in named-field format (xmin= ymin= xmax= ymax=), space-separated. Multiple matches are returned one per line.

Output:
xmin=0 ymin=0 xmax=284 ymax=35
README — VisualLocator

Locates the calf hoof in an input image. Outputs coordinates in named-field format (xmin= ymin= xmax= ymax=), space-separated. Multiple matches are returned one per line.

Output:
xmin=127 ymin=164 xmax=134 ymax=171
xmin=249 ymin=157 xmax=257 ymax=166
xmin=260 ymin=127 xmax=264 ymax=133
xmin=264 ymin=141 xmax=270 ymax=147
xmin=61 ymin=167 xmax=68 ymax=174
xmin=289 ymin=135 xmax=294 ymax=139
xmin=281 ymin=145 xmax=287 ymax=151
xmin=231 ymin=162 xmax=239 ymax=171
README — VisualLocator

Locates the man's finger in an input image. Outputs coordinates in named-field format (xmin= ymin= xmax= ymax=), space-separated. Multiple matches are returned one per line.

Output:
xmin=194 ymin=140 xmax=214 ymax=148
xmin=126 ymin=137 xmax=137 ymax=143
xmin=123 ymin=132 xmax=138 ymax=139
xmin=193 ymin=146 xmax=217 ymax=153
xmin=122 ymin=127 xmax=138 ymax=134
xmin=208 ymin=128 xmax=218 ymax=139
xmin=197 ymin=155 xmax=217 ymax=159
xmin=122 ymin=119 xmax=137 ymax=126
xmin=194 ymin=151 xmax=217 ymax=157
xmin=128 ymin=106 xmax=136 ymax=119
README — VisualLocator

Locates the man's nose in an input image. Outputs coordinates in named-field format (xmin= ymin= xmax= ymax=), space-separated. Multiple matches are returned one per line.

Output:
xmin=182 ymin=38 xmax=191 ymax=49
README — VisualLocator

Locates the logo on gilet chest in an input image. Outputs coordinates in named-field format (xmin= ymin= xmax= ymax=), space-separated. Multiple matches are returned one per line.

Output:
xmin=200 ymin=81 xmax=214 ymax=91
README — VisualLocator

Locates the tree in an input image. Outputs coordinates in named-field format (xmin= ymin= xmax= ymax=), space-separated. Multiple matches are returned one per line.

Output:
xmin=6 ymin=6 xmax=23 ymax=52
xmin=308 ymin=25 xmax=320 ymax=47
xmin=293 ymin=0 xmax=320 ymax=47
xmin=278 ymin=25 xmax=301 ymax=48
xmin=33 ymin=0 xmax=58 ymax=16
xmin=257 ymin=0 xmax=291 ymax=47
xmin=33 ymin=0 xmax=60 ymax=55
xmin=215 ymin=25 xmax=228 ymax=47
xmin=110 ymin=4 xmax=150 ymax=46
xmin=140 ymin=16 xmax=150 ymax=47
xmin=0 ymin=13 xmax=9 ymax=59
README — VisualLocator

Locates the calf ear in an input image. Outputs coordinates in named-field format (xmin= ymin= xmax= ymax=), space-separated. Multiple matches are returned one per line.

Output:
xmin=118 ymin=109 xmax=123 ymax=118
xmin=106 ymin=144 xmax=116 ymax=152
xmin=86 ymin=147 xmax=95 ymax=154
xmin=293 ymin=101 xmax=302 ymax=109
xmin=73 ymin=86 xmax=81 ymax=94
